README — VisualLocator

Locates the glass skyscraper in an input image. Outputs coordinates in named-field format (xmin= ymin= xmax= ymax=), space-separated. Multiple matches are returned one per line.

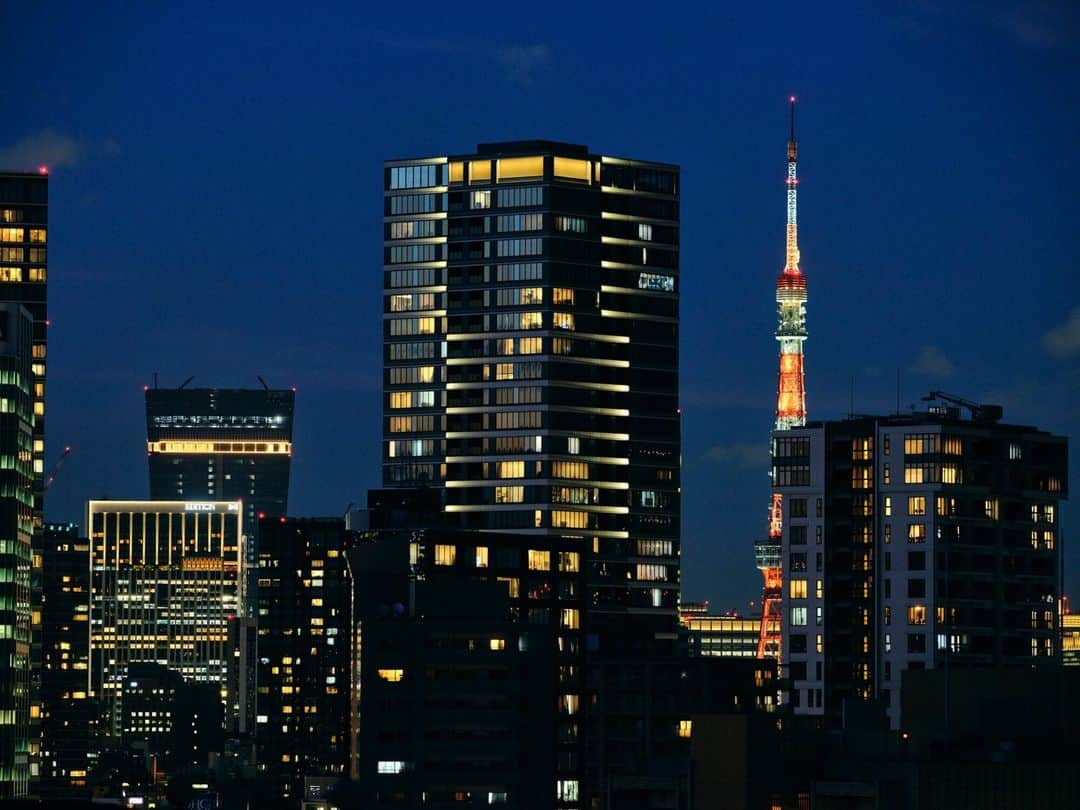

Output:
xmin=1 ymin=171 xmax=49 ymax=793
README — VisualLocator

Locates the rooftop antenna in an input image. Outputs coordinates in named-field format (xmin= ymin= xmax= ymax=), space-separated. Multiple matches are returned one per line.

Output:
xmin=153 ymin=371 xmax=159 ymax=389
xmin=257 ymin=375 xmax=269 ymax=391
xmin=179 ymin=376 xmax=195 ymax=390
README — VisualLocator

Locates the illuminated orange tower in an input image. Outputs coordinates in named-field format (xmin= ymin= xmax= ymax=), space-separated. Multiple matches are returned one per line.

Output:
xmin=757 ymin=97 xmax=807 ymax=660
xmin=776 ymin=96 xmax=807 ymax=428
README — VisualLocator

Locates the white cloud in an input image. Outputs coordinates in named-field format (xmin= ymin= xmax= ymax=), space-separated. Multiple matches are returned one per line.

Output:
xmin=0 ymin=130 xmax=80 ymax=171
xmin=909 ymin=345 xmax=953 ymax=378
xmin=1042 ymin=305 xmax=1080 ymax=358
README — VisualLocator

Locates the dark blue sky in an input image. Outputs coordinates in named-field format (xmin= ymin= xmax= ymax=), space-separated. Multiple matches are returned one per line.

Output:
xmin=3 ymin=2 xmax=1077 ymax=609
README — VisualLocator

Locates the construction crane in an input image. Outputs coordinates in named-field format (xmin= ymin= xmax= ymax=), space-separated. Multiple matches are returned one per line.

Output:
xmin=922 ymin=391 xmax=1003 ymax=423
xmin=44 ymin=445 xmax=72 ymax=491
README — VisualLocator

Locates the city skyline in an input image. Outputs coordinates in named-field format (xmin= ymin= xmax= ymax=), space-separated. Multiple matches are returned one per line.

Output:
xmin=2 ymin=3 xmax=1077 ymax=610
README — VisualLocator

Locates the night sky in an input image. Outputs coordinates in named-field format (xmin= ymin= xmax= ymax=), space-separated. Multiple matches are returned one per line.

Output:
xmin=3 ymin=2 xmax=1077 ymax=610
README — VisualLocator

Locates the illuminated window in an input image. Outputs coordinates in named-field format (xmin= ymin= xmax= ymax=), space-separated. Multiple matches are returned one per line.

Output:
xmin=907 ymin=605 xmax=927 ymax=625
xmin=494 ymin=486 xmax=524 ymax=504
xmin=496 ymin=460 xmax=525 ymax=479
xmin=377 ymin=760 xmax=407 ymax=774
xmin=552 ymin=461 xmax=589 ymax=480
xmin=28 ymin=268 xmax=45 ymax=282
xmin=851 ymin=466 xmax=873 ymax=489
xmin=449 ymin=161 xmax=464 ymax=183
xmin=528 ymin=550 xmax=550 ymax=571
xmin=883 ymin=496 xmax=891 ymax=517
xmin=558 ymin=551 xmax=580 ymax=572
xmin=0 ymin=267 xmax=23 ymax=282
xmin=469 ymin=190 xmax=491 ymax=209
xmin=984 ymin=498 xmax=998 ymax=519
xmin=518 ymin=336 xmax=542 ymax=354
xmin=475 ymin=546 xmax=489 ymax=568
xmin=907 ymin=496 xmax=926 ymax=516
xmin=552 ymin=510 xmax=588 ymax=529
xmin=496 ymin=156 xmax=543 ymax=182
xmin=553 ymin=287 xmax=575 ymax=305
xmin=377 ymin=668 xmax=404 ymax=682
xmin=434 ymin=544 xmax=456 ymax=566
xmin=676 ymin=719 xmax=692 ymax=738
xmin=489 ymin=637 xmax=505 ymax=651
xmin=560 ymin=609 xmax=580 ymax=629
xmin=638 ymin=223 xmax=653 ymax=241
xmin=556 ymin=779 xmax=581 ymax=801
xmin=498 ymin=577 xmax=520 ymax=598
xmin=469 ymin=160 xmax=492 ymax=184
xmin=554 ymin=156 xmax=590 ymax=181
xmin=638 ymin=272 xmax=674 ymax=291
xmin=553 ymin=312 xmax=575 ymax=330
xmin=789 ymin=579 xmax=807 ymax=599
xmin=0 ymin=228 xmax=23 ymax=242
xmin=790 ymin=607 xmax=807 ymax=626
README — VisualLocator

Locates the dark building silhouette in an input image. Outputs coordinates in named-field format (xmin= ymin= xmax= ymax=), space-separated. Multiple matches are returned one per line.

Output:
xmin=254 ymin=518 xmax=353 ymax=801
xmin=773 ymin=400 xmax=1068 ymax=729
xmin=119 ymin=662 xmax=224 ymax=778
xmin=40 ymin=522 xmax=95 ymax=798
xmin=145 ymin=386 xmax=295 ymax=612
xmin=0 ymin=173 xmax=49 ymax=793
xmin=350 ymin=521 xmax=560 ymax=809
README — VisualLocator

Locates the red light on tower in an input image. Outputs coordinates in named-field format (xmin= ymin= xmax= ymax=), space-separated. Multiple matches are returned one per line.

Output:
xmin=37 ymin=166 xmax=48 ymax=175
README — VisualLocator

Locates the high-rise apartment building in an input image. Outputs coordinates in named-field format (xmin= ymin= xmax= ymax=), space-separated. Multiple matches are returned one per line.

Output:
xmin=87 ymin=500 xmax=244 ymax=739
xmin=774 ymin=400 xmax=1068 ymax=729
xmin=1 ymin=170 xmax=49 ymax=792
xmin=254 ymin=518 xmax=353 ymax=800
xmin=0 ymin=302 xmax=34 ymax=797
xmin=145 ymin=386 xmax=295 ymax=611
xmin=382 ymin=141 xmax=680 ymax=638
xmin=40 ymin=523 xmax=94 ymax=798
xmin=383 ymin=142 xmax=679 ymax=809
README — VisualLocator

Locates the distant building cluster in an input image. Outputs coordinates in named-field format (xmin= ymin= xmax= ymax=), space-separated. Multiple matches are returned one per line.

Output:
xmin=1 ymin=128 xmax=1075 ymax=810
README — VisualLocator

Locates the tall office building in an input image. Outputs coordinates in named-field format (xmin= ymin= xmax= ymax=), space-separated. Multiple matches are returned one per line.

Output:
xmin=1 ymin=170 xmax=49 ymax=792
xmin=40 ymin=523 xmax=94 ymax=798
xmin=254 ymin=518 xmax=353 ymax=800
xmin=87 ymin=500 xmax=244 ymax=740
xmin=145 ymin=386 xmax=295 ymax=611
xmin=774 ymin=398 xmax=1068 ymax=728
xmin=0 ymin=302 xmax=34 ymax=797
xmin=382 ymin=142 xmax=680 ymax=640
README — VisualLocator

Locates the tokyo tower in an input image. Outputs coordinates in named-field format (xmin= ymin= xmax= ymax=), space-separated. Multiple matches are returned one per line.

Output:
xmin=757 ymin=97 xmax=807 ymax=660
